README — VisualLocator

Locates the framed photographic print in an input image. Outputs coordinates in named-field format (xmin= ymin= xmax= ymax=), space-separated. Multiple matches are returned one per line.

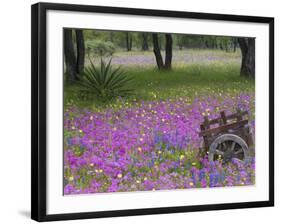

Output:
xmin=31 ymin=2 xmax=274 ymax=222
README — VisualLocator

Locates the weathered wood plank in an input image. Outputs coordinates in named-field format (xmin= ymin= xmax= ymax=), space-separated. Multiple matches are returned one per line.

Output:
xmin=201 ymin=111 xmax=248 ymax=127
xmin=220 ymin=111 xmax=227 ymax=124
xmin=199 ymin=119 xmax=248 ymax=137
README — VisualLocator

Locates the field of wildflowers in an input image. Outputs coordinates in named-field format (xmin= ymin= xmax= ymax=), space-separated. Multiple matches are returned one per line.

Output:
xmin=63 ymin=49 xmax=255 ymax=195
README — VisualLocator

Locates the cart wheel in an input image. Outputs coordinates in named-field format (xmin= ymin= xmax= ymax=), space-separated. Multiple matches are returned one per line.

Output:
xmin=208 ymin=134 xmax=250 ymax=163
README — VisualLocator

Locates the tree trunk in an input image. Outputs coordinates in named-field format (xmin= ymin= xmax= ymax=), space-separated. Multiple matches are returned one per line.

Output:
xmin=205 ymin=40 xmax=209 ymax=48
xmin=238 ymin=37 xmax=255 ymax=79
xmin=129 ymin=35 xmax=133 ymax=51
xmin=214 ymin=38 xmax=218 ymax=49
xmin=142 ymin=33 xmax=149 ymax=51
xmin=75 ymin=30 xmax=85 ymax=75
xmin=64 ymin=29 xmax=77 ymax=81
xmin=164 ymin=34 xmax=173 ymax=70
xmin=152 ymin=34 xmax=173 ymax=70
xmin=152 ymin=33 xmax=164 ymax=69
xmin=126 ymin=32 xmax=132 ymax=51
xmin=109 ymin=32 xmax=114 ymax=42
xmin=232 ymin=37 xmax=238 ymax=52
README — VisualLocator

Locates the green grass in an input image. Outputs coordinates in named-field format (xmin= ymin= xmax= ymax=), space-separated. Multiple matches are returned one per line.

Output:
xmin=64 ymin=61 xmax=254 ymax=111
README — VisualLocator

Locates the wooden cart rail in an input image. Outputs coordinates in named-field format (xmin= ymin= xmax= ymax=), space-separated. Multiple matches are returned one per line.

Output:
xmin=200 ymin=110 xmax=248 ymax=128
xmin=199 ymin=109 xmax=249 ymax=134
xmin=199 ymin=119 xmax=248 ymax=137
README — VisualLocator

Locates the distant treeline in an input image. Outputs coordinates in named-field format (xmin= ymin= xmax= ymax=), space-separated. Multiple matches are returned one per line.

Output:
xmin=81 ymin=30 xmax=238 ymax=52
xmin=64 ymin=29 xmax=255 ymax=82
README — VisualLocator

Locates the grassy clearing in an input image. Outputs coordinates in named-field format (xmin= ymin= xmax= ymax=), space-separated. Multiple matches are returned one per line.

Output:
xmin=83 ymin=49 xmax=241 ymax=68
xmin=64 ymin=61 xmax=254 ymax=111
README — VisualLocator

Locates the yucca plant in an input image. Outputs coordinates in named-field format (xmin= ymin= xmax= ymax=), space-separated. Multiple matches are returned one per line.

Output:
xmin=79 ymin=58 xmax=133 ymax=101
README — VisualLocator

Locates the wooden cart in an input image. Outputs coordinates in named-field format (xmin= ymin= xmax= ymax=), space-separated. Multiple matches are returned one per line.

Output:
xmin=199 ymin=108 xmax=254 ymax=163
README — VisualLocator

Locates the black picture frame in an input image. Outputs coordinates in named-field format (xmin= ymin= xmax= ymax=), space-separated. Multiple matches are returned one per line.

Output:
xmin=31 ymin=2 xmax=274 ymax=222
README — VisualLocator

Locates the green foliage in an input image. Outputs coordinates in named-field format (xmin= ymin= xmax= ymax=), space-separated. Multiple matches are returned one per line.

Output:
xmin=78 ymin=58 xmax=133 ymax=101
xmin=86 ymin=40 xmax=116 ymax=57
xmin=82 ymin=29 xmax=237 ymax=52
xmin=173 ymin=34 xmax=234 ymax=50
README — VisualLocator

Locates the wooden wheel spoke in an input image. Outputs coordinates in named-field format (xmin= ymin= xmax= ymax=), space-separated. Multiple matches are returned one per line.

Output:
xmin=215 ymin=149 xmax=224 ymax=155
xmin=234 ymin=148 xmax=243 ymax=155
xmin=230 ymin=142 xmax=236 ymax=151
